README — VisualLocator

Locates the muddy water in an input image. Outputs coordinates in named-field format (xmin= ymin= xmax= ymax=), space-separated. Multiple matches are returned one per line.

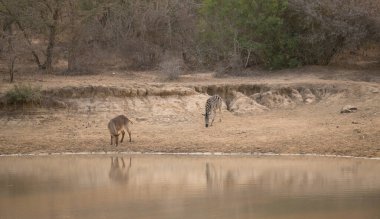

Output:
xmin=1 ymin=155 xmax=380 ymax=219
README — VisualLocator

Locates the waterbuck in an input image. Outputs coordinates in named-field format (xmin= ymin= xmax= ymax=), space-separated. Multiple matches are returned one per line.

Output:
xmin=108 ymin=115 xmax=133 ymax=146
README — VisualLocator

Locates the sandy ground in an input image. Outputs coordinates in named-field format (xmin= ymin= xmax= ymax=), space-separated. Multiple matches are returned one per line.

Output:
xmin=0 ymin=66 xmax=379 ymax=157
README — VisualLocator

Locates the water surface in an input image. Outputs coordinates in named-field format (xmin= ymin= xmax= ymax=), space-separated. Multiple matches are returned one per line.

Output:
xmin=1 ymin=155 xmax=380 ymax=219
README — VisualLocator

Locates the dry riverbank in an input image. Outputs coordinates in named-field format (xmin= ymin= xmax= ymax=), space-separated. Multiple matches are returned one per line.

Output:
xmin=0 ymin=67 xmax=379 ymax=157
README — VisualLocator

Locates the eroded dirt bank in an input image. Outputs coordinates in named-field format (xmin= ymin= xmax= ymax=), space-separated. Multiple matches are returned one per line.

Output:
xmin=0 ymin=69 xmax=379 ymax=157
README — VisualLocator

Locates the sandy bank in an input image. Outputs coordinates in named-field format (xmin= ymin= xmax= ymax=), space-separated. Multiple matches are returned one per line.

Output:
xmin=0 ymin=69 xmax=379 ymax=157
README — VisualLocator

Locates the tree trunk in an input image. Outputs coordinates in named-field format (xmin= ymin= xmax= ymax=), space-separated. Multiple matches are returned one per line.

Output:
xmin=9 ymin=57 xmax=16 ymax=83
xmin=43 ymin=8 xmax=60 ymax=73
xmin=6 ymin=21 xmax=16 ymax=83
xmin=67 ymin=47 xmax=77 ymax=72
xmin=67 ymin=1 xmax=79 ymax=72
xmin=245 ymin=49 xmax=251 ymax=68
xmin=68 ymin=37 xmax=79 ymax=72
xmin=14 ymin=21 xmax=44 ymax=69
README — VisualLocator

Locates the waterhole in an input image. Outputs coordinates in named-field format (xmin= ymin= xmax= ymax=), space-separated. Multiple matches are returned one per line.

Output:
xmin=1 ymin=155 xmax=379 ymax=219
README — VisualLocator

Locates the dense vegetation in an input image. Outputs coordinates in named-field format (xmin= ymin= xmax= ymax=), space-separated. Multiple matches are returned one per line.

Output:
xmin=0 ymin=0 xmax=379 ymax=80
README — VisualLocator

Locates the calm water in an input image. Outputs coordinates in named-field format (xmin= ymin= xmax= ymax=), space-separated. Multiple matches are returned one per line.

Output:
xmin=1 ymin=154 xmax=380 ymax=219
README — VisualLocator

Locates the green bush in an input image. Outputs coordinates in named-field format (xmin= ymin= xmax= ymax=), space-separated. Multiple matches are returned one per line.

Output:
xmin=198 ymin=0 xmax=300 ymax=70
xmin=5 ymin=84 xmax=42 ymax=106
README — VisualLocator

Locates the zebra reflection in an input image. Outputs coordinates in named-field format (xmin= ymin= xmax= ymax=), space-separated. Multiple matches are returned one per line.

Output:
xmin=205 ymin=162 xmax=235 ymax=190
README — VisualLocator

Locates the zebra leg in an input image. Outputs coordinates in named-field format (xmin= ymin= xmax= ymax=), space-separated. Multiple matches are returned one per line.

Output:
xmin=218 ymin=105 xmax=222 ymax=122
xmin=211 ymin=112 xmax=216 ymax=126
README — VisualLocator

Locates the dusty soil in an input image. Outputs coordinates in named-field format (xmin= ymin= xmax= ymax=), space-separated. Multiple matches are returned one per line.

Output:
xmin=0 ymin=66 xmax=379 ymax=157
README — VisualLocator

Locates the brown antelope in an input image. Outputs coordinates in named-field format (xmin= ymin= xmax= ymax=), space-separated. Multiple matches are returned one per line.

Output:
xmin=108 ymin=115 xmax=133 ymax=146
xmin=109 ymin=157 xmax=132 ymax=184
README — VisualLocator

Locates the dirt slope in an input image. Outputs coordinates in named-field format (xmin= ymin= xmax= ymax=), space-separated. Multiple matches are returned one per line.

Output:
xmin=0 ymin=67 xmax=379 ymax=157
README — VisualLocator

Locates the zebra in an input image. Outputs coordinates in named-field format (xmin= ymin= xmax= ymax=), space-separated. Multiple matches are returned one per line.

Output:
xmin=203 ymin=95 xmax=223 ymax=128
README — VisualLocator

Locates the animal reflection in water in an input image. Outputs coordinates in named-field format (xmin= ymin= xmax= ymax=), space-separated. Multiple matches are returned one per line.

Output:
xmin=205 ymin=162 xmax=235 ymax=190
xmin=109 ymin=157 xmax=132 ymax=184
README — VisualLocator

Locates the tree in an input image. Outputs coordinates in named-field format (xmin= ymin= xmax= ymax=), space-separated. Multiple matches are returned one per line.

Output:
xmin=66 ymin=0 xmax=199 ymax=71
xmin=286 ymin=0 xmax=380 ymax=65
xmin=0 ymin=0 xmax=71 ymax=73
xmin=0 ymin=3 xmax=28 ymax=82
xmin=198 ymin=0 xmax=300 ymax=70
xmin=1 ymin=23 xmax=18 ymax=83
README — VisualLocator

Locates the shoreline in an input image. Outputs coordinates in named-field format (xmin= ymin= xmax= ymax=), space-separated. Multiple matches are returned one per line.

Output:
xmin=1 ymin=151 xmax=380 ymax=160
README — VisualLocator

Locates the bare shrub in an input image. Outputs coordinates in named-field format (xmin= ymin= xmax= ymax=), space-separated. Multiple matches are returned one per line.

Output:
xmin=66 ymin=0 xmax=198 ymax=72
xmin=287 ymin=0 xmax=380 ymax=65
xmin=214 ymin=54 xmax=245 ymax=77
xmin=159 ymin=56 xmax=184 ymax=81
xmin=118 ymin=39 xmax=161 ymax=70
